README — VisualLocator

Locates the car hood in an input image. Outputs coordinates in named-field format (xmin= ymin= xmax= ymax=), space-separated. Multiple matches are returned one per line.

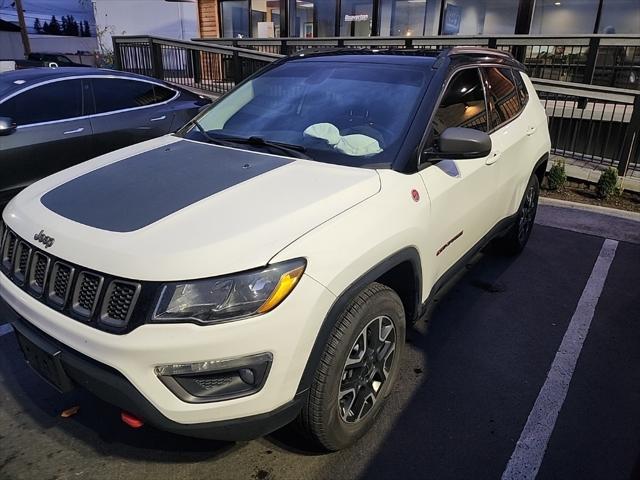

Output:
xmin=4 ymin=136 xmax=381 ymax=281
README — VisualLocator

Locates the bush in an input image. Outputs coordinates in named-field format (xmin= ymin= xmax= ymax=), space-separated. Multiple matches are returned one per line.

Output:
xmin=596 ymin=167 xmax=620 ymax=200
xmin=547 ymin=161 xmax=567 ymax=191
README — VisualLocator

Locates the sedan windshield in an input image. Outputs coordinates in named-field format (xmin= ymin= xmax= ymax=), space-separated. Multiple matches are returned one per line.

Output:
xmin=181 ymin=59 xmax=430 ymax=167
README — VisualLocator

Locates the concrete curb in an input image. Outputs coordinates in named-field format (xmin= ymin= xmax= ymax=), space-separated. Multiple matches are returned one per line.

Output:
xmin=539 ymin=197 xmax=640 ymax=222
xmin=536 ymin=201 xmax=640 ymax=245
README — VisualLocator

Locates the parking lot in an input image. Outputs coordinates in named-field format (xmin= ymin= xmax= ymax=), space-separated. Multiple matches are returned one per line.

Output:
xmin=0 ymin=203 xmax=639 ymax=480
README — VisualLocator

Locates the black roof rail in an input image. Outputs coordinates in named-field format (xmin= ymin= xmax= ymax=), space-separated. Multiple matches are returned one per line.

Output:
xmin=445 ymin=46 xmax=515 ymax=59
xmin=436 ymin=46 xmax=524 ymax=70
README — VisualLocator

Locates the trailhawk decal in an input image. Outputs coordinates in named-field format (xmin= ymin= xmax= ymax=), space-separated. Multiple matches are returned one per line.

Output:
xmin=436 ymin=231 xmax=463 ymax=256
xmin=41 ymin=140 xmax=292 ymax=233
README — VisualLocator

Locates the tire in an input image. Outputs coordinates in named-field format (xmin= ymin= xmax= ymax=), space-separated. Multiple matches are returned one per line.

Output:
xmin=296 ymin=282 xmax=405 ymax=451
xmin=497 ymin=173 xmax=540 ymax=255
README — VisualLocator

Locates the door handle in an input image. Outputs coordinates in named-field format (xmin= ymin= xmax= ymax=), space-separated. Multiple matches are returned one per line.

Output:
xmin=526 ymin=126 xmax=537 ymax=136
xmin=486 ymin=151 xmax=500 ymax=165
xmin=63 ymin=127 xmax=84 ymax=135
xmin=150 ymin=115 xmax=167 ymax=122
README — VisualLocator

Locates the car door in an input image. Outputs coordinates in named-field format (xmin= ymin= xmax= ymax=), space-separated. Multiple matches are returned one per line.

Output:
xmin=418 ymin=67 xmax=503 ymax=281
xmin=0 ymin=78 xmax=92 ymax=200
xmin=88 ymin=77 xmax=177 ymax=158
xmin=482 ymin=67 xmax=530 ymax=220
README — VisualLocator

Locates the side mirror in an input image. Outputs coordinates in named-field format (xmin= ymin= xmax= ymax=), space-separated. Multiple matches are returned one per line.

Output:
xmin=427 ymin=127 xmax=492 ymax=161
xmin=0 ymin=117 xmax=17 ymax=136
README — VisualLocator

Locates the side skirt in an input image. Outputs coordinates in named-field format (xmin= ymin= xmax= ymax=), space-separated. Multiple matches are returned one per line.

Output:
xmin=417 ymin=213 xmax=518 ymax=323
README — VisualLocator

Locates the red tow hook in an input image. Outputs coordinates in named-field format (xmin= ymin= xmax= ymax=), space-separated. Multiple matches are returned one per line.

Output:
xmin=121 ymin=411 xmax=144 ymax=429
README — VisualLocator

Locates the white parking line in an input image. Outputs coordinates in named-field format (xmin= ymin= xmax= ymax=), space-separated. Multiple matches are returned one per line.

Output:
xmin=501 ymin=238 xmax=618 ymax=480
xmin=0 ymin=323 xmax=14 ymax=337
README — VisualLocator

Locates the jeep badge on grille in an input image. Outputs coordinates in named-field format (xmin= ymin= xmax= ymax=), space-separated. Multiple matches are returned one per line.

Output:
xmin=34 ymin=230 xmax=55 ymax=249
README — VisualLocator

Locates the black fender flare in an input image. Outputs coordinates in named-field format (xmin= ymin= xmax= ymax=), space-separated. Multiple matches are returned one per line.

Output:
xmin=296 ymin=246 xmax=422 ymax=395
xmin=532 ymin=152 xmax=549 ymax=182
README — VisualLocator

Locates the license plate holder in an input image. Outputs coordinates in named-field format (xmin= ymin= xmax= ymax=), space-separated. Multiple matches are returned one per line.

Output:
xmin=15 ymin=327 xmax=74 ymax=393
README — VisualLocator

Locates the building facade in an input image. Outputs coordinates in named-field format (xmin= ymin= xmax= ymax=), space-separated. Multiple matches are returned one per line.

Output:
xmin=195 ymin=0 xmax=640 ymax=39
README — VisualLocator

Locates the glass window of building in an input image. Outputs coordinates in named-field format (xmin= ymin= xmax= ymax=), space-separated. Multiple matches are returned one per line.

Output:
xmin=440 ymin=0 xmax=518 ymax=35
xmin=293 ymin=0 xmax=337 ymax=37
xmin=221 ymin=0 xmax=250 ymax=38
xmin=598 ymin=0 xmax=640 ymax=34
xmin=379 ymin=0 xmax=442 ymax=36
xmin=530 ymin=0 xmax=600 ymax=34
xmin=339 ymin=0 xmax=374 ymax=37
xmin=251 ymin=0 xmax=280 ymax=37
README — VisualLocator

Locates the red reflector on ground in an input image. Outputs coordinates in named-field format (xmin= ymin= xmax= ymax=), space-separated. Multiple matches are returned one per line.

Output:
xmin=121 ymin=411 xmax=144 ymax=428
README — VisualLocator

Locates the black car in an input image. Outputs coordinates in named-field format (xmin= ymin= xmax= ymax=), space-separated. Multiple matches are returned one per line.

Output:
xmin=0 ymin=67 xmax=211 ymax=203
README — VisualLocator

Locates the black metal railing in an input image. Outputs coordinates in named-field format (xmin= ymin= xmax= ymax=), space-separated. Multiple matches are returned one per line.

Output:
xmin=113 ymin=35 xmax=639 ymax=176
xmin=533 ymin=79 xmax=640 ymax=175
xmin=196 ymin=35 xmax=640 ymax=91
xmin=113 ymin=36 xmax=281 ymax=95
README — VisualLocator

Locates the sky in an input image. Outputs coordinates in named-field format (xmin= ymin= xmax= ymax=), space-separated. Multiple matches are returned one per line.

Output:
xmin=0 ymin=0 xmax=96 ymax=34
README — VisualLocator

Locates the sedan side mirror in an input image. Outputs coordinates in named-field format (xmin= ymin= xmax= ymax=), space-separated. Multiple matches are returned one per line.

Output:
xmin=437 ymin=127 xmax=492 ymax=159
xmin=0 ymin=117 xmax=17 ymax=136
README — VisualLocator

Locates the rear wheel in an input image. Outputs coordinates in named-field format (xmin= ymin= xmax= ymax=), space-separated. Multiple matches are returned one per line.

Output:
xmin=498 ymin=173 xmax=539 ymax=255
xmin=297 ymin=282 xmax=405 ymax=451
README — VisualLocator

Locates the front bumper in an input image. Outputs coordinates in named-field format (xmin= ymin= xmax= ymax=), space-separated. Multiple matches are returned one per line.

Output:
xmin=0 ymin=269 xmax=335 ymax=430
xmin=12 ymin=318 xmax=304 ymax=441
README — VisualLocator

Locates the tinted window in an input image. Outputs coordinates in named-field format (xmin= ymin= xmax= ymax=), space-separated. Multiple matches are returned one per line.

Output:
xmin=512 ymin=69 xmax=529 ymax=107
xmin=154 ymin=85 xmax=176 ymax=103
xmin=0 ymin=79 xmax=82 ymax=125
xmin=432 ymin=68 xmax=487 ymax=137
xmin=92 ymin=79 xmax=160 ymax=114
xmin=484 ymin=67 xmax=521 ymax=130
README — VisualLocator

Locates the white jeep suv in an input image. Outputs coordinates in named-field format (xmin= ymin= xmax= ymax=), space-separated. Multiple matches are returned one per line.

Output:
xmin=0 ymin=48 xmax=550 ymax=451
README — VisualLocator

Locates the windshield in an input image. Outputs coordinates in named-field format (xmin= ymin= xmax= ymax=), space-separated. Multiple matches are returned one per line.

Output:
xmin=181 ymin=59 xmax=429 ymax=167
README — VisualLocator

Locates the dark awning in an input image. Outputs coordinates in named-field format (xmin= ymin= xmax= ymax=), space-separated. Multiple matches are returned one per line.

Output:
xmin=0 ymin=19 xmax=21 ymax=32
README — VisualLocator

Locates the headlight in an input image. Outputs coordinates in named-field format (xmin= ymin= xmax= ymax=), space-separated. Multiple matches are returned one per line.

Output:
xmin=151 ymin=259 xmax=306 ymax=324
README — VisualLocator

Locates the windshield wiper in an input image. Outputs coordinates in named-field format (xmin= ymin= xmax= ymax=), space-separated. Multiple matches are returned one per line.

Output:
xmin=191 ymin=122 xmax=311 ymax=160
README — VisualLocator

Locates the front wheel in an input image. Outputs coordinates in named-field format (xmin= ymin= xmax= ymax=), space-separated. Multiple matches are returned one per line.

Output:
xmin=497 ymin=173 xmax=540 ymax=255
xmin=296 ymin=282 xmax=405 ymax=451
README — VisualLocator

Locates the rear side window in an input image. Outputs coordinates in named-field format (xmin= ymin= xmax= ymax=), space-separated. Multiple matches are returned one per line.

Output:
xmin=484 ymin=67 xmax=521 ymax=130
xmin=0 ymin=79 xmax=82 ymax=126
xmin=512 ymin=69 xmax=529 ymax=107
xmin=154 ymin=85 xmax=176 ymax=103
xmin=91 ymin=79 xmax=174 ymax=114
xmin=431 ymin=68 xmax=487 ymax=137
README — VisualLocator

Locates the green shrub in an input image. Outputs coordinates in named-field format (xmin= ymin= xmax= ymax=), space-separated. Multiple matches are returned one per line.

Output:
xmin=547 ymin=161 xmax=567 ymax=191
xmin=596 ymin=167 xmax=620 ymax=200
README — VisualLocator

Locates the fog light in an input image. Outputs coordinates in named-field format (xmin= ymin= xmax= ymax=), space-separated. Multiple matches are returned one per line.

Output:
xmin=155 ymin=353 xmax=272 ymax=403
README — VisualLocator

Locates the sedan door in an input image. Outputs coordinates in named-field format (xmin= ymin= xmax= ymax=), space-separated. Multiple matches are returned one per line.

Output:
xmin=88 ymin=77 xmax=176 ymax=157
xmin=0 ymin=79 xmax=92 ymax=201
xmin=418 ymin=67 xmax=503 ymax=281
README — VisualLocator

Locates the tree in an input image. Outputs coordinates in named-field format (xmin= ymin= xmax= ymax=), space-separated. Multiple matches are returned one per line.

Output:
xmin=42 ymin=21 xmax=49 ymax=33
xmin=33 ymin=17 xmax=42 ymax=34
xmin=48 ymin=15 xmax=61 ymax=35
xmin=82 ymin=20 xmax=91 ymax=37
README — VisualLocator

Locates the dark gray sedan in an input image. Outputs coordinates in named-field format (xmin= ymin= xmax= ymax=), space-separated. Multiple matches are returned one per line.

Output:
xmin=0 ymin=67 xmax=211 ymax=203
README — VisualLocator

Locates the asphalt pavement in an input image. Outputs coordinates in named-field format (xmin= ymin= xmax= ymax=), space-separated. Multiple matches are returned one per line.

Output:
xmin=0 ymin=204 xmax=638 ymax=480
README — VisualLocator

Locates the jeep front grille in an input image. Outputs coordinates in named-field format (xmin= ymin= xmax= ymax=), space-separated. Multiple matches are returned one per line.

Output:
xmin=13 ymin=242 xmax=32 ymax=285
xmin=0 ymin=226 xmax=146 ymax=334
xmin=1 ymin=231 xmax=17 ymax=271
xmin=101 ymin=281 xmax=141 ymax=327
xmin=29 ymin=251 xmax=50 ymax=295
xmin=72 ymin=272 xmax=104 ymax=318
